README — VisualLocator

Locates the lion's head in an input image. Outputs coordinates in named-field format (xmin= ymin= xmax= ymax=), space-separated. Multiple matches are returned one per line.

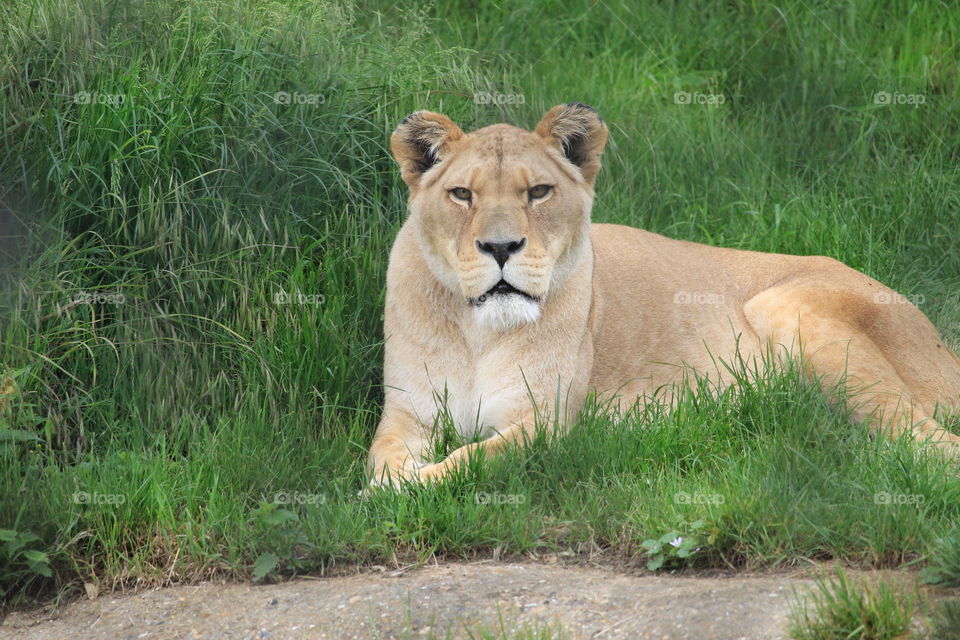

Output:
xmin=390 ymin=103 xmax=608 ymax=331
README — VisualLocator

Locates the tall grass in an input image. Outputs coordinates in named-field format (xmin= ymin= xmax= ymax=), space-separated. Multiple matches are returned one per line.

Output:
xmin=2 ymin=0 xmax=959 ymax=605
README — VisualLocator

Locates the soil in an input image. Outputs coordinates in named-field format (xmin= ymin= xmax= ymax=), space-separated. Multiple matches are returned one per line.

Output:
xmin=0 ymin=561 xmax=916 ymax=640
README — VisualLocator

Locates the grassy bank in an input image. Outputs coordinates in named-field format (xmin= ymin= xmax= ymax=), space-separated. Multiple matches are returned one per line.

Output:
xmin=2 ymin=0 xmax=960 ymax=605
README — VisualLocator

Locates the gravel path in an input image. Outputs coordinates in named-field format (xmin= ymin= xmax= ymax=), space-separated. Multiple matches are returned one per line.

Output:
xmin=2 ymin=562 xmax=824 ymax=640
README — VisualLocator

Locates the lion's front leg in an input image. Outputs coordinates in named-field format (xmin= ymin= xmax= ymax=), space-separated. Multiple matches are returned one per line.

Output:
xmin=417 ymin=409 xmax=539 ymax=483
xmin=366 ymin=407 xmax=431 ymax=489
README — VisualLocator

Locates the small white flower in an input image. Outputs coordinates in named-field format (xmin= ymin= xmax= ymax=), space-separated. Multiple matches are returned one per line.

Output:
xmin=669 ymin=537 xmax=683 ymax=548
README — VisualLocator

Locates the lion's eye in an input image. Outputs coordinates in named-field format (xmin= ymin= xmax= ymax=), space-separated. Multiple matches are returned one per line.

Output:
xmin=449 ymin=187 xmax=472 ymax=202
xmin=528 ymin=184 xmax=552 ymax=200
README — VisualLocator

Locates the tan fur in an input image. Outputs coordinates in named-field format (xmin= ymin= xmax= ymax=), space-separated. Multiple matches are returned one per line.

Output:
xmin=367 ymin=104 xmax=960 ymax=487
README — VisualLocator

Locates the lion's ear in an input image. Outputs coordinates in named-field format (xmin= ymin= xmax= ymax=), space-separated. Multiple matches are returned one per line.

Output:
xmin=390 ymin=111 xmax=465 ymax=187
xmin=535 ymin=103 xmax=608 ymax=186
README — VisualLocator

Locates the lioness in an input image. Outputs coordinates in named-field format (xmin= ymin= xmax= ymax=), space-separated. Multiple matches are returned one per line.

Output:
xmin=366 ymin=103 xmax=960 ymax=488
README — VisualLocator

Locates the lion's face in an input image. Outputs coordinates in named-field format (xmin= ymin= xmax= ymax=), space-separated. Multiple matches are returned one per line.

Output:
xmin=410 ymin=126 xmax=591 ymax=330
xmin=391 ymin=104 xmax=608 ymax=331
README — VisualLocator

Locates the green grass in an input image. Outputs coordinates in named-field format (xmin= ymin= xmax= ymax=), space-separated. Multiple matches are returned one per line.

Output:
xmin=928 ymin=599 xmax=960 ymax=640
xmin=2 ymin=0 xmax=960 ymax=606
xmin=787 ymin=569 xmax=914 ymax=640
xmin=921 ymin=528 xmax=960 ymax=588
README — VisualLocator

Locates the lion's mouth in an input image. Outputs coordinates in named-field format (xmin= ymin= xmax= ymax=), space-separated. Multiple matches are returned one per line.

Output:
xmin=470 ymin=279 xmax=538 ymax=305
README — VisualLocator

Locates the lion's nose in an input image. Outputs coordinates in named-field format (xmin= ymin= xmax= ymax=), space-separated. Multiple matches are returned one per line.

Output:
xmin=476 ymin=238 xmax=526 ymax=268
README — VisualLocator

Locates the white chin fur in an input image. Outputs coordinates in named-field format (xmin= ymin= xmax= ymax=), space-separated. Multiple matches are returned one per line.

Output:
xmin=474 ymin=295 xmax=541 ymax=331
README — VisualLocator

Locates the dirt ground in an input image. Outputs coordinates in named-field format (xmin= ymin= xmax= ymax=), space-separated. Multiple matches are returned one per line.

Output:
xmin=0 ymin=561 xmax=907 ymax=640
